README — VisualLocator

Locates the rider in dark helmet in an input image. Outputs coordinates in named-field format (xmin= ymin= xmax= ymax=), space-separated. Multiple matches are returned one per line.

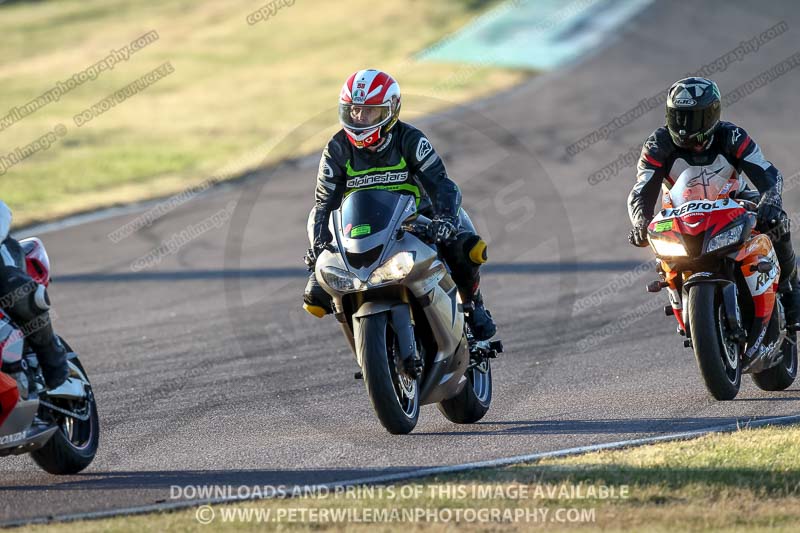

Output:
xmin=302 ymin=69 xmax=496 ymax=340
xmin=0 ymin=201 xmax=69 ymax=389
xmin=628 ymin=77 xmax=800 ymax=327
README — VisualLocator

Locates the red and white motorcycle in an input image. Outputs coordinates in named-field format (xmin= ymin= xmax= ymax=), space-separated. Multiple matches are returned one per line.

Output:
xmin=0 ymin=238 xmax=98 ymax=474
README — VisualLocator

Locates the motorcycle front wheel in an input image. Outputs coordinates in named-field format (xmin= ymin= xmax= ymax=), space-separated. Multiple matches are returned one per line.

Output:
xmin=686 ymin=284 xmax=741 ymax=400
xmin=355 ymin=312 xmax=419 ymax=434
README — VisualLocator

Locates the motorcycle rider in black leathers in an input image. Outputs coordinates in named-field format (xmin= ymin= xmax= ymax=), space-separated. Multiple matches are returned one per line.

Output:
xmin=628 ymin=77 xmax=800 ymax=327
xmin=0 ymin=201 xmax=69 ymax=389
xmin=302 ymin=69 xmax=496 ymax=340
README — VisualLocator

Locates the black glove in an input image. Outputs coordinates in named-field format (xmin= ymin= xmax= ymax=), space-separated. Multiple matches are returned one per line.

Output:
xmin=304 ymin=239 xmax=334 ymax=271
xmin=757 ymin=190 xmax=783 ymax=229
xmin=429 ymin=215 xmax=458 ymax=244
xmin=303 ymin=248 xmax=316 ymax=271
xmin=628 ymin=221 xmax=649 ymax=247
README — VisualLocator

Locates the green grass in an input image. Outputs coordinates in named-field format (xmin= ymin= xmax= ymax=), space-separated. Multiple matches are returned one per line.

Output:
xmin=0 ymin=0 xmax=529 ymax=225
xmin=17 ymin=424 xmax=800 ymax=532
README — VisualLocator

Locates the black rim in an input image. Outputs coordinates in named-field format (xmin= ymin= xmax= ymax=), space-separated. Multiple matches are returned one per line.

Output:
xmin=470 ymin=360 xmax=491 ymax=403
xmin=386 ymin=326 xmax=418 ymax=418
xmin=717 ymin=305 xmax=740 ymax=384
xmin=53 ymin=392 xmax=95 ymax=451
xmin=784 ymin=339 xmax=798 ymax=377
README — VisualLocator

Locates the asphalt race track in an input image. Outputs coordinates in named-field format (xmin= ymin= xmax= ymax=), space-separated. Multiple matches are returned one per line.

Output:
xmin=3 ymin=0 xmax=800 ymax=523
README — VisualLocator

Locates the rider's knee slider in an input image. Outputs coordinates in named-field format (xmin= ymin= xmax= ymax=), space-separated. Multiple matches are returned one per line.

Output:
xmin=303 ymin=281 xmax=333 ymax=317
xmin=464 ymin=235 xmax=488 ymax=265
xmin=303 ymin=303 xmax=328 ymax=318
xmin=33 ymin=284 xmax=50 ymax=311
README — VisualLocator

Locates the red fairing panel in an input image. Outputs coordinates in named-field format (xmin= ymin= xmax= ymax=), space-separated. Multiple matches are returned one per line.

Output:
xmin=0 ymin=372 xmax=19 ymax=428
xmin=675 ymin=204 xmax=746 ymax=238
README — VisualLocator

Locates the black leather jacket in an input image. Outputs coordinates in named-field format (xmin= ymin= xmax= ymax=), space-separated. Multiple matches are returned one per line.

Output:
xmin=310 ymin=121 xmax=461 ymax=248
xmin=628 ymin=121 xmax=783 ymax=227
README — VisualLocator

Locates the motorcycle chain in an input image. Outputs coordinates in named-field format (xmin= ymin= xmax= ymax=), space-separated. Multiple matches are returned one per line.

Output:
xmin=39 ymin=399 xmax=91 ymax=422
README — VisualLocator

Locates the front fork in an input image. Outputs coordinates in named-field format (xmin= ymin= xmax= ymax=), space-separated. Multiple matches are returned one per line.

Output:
xmin=647 ymin=265 xmax=687 ymax=336
xmin=650 ymin=264 xmax=745 ymax=345
xmin=389 ymin=304 xmax=423 ymax=379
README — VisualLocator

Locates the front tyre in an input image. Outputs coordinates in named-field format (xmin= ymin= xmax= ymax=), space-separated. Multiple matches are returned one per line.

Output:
xmin=356 ymin=312 xmax=419 ymax=434
xmin=686 ymin=284 xmax=741 ymax=401
xmin=437 ymin=358 xmax=492 ymax=424
xmin=31 ymin=353 xmax=99 ymax=475
xmin=752 ymin=330 xmax=797 ymax=391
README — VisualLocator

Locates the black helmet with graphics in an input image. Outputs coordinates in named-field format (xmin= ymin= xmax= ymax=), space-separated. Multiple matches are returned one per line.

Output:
xmin=665 ymin=77 xmax=721 ymax=150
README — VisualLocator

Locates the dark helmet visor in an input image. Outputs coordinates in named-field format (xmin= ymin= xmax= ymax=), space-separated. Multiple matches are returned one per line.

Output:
xmin=667 ymin=105 xmax=719 ymax=147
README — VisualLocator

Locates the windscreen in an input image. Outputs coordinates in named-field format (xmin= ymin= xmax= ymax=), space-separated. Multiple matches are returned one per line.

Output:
xmin=669 ymin=167 xmax=732 ymax=208
xmin=340 ymin=189 xmax=401 ymax=240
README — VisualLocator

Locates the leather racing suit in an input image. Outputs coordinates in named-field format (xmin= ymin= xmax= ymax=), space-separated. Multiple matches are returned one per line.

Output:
xmin=303 ymin=120 xmax=496 ymax=339
xmin=628 ymin=121 xmax=800 ymax=324
xmin=0 ymin=202 xmax=68 ymax=389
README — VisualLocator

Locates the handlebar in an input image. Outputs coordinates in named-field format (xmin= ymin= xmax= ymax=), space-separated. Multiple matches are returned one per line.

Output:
xmin=399 ymin=215 xmax=434 ymax=242
xmin=737 ymin=198 xmax=758 ymax=212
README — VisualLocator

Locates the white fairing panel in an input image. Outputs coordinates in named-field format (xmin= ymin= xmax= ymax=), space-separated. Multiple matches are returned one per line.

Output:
xmin=0 ymin=201 xmax=11 ymax=242
xmin=0 ymin=320 xmax=24 ymax=365
xmin=667 ymin=154 xmax=738 ymax=206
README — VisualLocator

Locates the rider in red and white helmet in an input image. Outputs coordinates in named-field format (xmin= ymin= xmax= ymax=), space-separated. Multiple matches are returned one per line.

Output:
xmin=338 ymin=69 xmax=401 ymax=149
xmin=303 ymin=69 xmax=497 ymax=340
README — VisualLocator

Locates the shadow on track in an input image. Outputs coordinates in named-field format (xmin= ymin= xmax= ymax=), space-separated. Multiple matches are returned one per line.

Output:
xmin=52 ymin=261 xmax=649 ymax=283
xmin=0 ymin=467 xmax=418 ymax=493
xmin=412 ymin=414 xmax=800 ymax=437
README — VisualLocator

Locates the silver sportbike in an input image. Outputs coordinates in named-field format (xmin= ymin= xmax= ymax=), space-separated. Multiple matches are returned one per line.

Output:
xmin=315 ymin=189 xmax=502 ymax=434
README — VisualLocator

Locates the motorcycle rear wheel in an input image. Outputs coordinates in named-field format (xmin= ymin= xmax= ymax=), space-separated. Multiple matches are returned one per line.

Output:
xmin=356 ymin=312 xmax=419 ymax=434
xmin=437 ymin=357 xmax=492 ymax=424
xmin=31 ymin=347 xmax=99 ymax=475
xmin=687 ymin=284 xmax=741 ymax=401
xmin=752 ymin=330 xmax=798 ymax=391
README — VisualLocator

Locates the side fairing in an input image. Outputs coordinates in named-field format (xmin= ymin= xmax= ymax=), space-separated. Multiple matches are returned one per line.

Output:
xmin=0 ymin=318 xmax=23 ymax=366
xmin=734 ymin=233 xmax=780 ymax=321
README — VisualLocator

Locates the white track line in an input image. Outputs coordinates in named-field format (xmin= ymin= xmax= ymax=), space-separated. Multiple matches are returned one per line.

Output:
xmin=4 ymin=413 xmax=800 ymax=527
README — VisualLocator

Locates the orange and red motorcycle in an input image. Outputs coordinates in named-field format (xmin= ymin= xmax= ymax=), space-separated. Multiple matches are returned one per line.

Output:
xmin=645 ymin=169 xmax=796 ymax=400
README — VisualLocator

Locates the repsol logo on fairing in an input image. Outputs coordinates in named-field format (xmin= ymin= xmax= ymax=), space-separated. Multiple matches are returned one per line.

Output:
xmin=346 ymin=171 xmax=409 ymax=188
xmin=663 ymin=201 xmax=717 ymax=217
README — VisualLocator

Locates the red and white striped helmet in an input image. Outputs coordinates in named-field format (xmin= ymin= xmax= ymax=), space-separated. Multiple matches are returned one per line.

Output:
xmin=339 ymin=69 xmax=401 ymax=148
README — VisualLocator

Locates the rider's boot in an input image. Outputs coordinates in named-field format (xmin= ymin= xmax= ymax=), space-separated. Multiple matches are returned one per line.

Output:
xmin=467 ymin=290 xmax=497 ymax=341
xmin=774 ymin=230 xmax=800 ymax=329
xmin=780 ymin=270 xmax=800 ymax=330
xmin=26 ymin=314 xmax=69 ymax=390
xmin=458 ymin=277 xmax=496 ymax=341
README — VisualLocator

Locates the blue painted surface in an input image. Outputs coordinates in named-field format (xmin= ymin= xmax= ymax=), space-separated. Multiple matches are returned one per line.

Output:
xmin=418 ymin=0 xmax=653 ymax=70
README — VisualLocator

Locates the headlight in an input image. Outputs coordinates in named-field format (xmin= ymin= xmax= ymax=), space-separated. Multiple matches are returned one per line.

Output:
xmin=369 ymin=252 xmax=415 ymax=285
xmin=649 ymin=237 xmax=688 ymax=257
xmin=706 ymin=224 xmax=744 ymax=253
xmin=320 ymin=267 xmax=365 ymax=292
